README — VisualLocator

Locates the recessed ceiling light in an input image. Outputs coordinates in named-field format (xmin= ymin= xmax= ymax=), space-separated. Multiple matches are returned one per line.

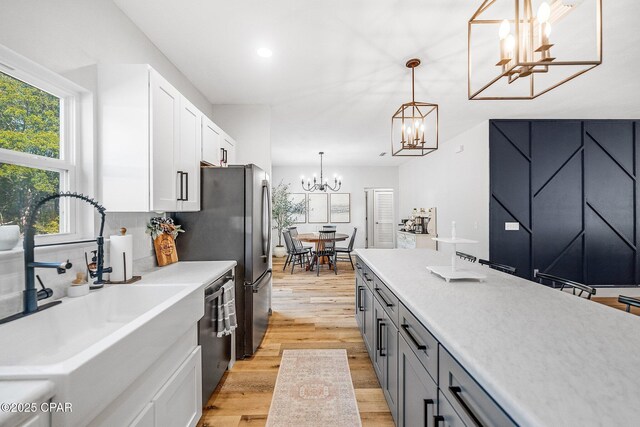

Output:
xmin=257 ymin=48 xmax=273 ymax=58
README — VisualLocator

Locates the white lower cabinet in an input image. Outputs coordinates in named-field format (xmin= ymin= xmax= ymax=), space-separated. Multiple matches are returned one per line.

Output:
xmin=152 ymin=347 xmax=202 ymax=427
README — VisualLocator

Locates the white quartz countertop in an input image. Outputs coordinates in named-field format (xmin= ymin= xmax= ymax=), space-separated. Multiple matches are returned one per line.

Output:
xmin=0 ymin=380 xmax=55 ymax=426
xmin=137 ymin=261 xmax=237 ymax=288
xmin=354 ymin=248 xmax=640 ymax=427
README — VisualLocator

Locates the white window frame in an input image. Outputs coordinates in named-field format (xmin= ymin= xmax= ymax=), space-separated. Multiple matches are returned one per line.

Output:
xmin=0 ymin=45 xmax=88 ymax=245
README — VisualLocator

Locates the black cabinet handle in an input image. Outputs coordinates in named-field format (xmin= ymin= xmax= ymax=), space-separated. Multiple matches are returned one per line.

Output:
xmin=220 ymin=148 xmax=225 ymax=165
xmin=401 ymin=323 xmax=427 ymax=351
xmin=184 ymin=172 xmax=189 ymax=201
xmin=379 ymin=321 xmax=386 ymax=357
xmin=375 ymin=318 xmax=381 ymax=352
xmin=449 ymin=386 xmax=485 ymax=427
xmin=433 ymin=415 xmax=444 ymax=426
xmin=223 ymin=148 xmax=228 ymax=164
xmin=375 ymin=287 xmax=393 ymax=307
xmin=358 ymin=286 xmax=365 ymax=312
xmin=356 ymin=264 xmax=362 ymax=270
xmin=177 ymin=171 xmax=184 ymax=201
xmin=363 ymin=272 xmax=372 ymax=282
xmin=424 ymin=399 xmax=434 ymax=427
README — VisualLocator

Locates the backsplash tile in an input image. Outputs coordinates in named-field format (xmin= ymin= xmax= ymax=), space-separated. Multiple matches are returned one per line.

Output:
xmin=0 ymin=212 xmax=158 ymax=320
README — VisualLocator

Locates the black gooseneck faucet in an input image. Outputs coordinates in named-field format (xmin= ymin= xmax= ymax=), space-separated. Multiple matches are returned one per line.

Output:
xmin=0 ymin=192 xmax=112 ymax=324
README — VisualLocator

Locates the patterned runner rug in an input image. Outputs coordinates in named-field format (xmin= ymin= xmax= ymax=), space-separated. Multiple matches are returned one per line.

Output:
xmin=266 ymin=349 xmax=362 ymax=427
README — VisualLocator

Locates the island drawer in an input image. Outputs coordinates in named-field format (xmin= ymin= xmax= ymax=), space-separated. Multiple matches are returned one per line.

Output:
xmin=355 ymin=256 xmax=364 ymax=277
xmin=399 ymin=303 xmax=438 ymax=383
xmin=373 ymin=275 xmax=399 ymax=325
xmin=361 ymin=265 xmax=375 ymax=291
xmin=439 ymin=346 xmax=516 ymax=427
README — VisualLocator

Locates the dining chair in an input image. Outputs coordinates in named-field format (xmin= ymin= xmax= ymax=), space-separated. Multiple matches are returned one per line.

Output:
xmin=456 ymin=251 xmax=477 ymax=263
xmin=322 ymin=225 xmax=337 ymax=231
xmin=288 ymin=226 xmax=312 ymax=250
xmin=478 ymin=259 xmax=517 ymax=275
xmin=618 ymin=295 xmax=640 ymax=313
xmin=335 ymin=227 xmax=357 ymax=269
xmin=282 ymin=230 xmax=294 ymax=271
xmin=283 ymin=230 xmax=311 ymax=274
xmin=534 ymin=271 xmax=596 ymax=299
xmin=312 ymin=230 xmax=337 ymax=276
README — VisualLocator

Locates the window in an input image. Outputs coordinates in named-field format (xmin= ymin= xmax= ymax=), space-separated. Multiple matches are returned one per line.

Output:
xmin=0 ymin=60 xmax=77 ymax=237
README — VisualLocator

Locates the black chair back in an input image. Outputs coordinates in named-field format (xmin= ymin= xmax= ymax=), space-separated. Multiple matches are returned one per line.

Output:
xmin=318 ymin=230 xmax=336 ymax=252
xmin=535 ymin=271 xmax=596 ymax=299
xmin=618 ymin=295 xmax=640 ymax=313
xmin=288 ymin=227 xmax=298 ymax=237
xmin=282 ymin=230 xmax=294 ymax=254
xmin=322 ymin=225 xmax=337 ymax=231
xmin=478 ymin=259 xmax=517 ymax=275
xmin=347 ymin=227 xmax=358 ymax=251
xmin=292 ymin=235 xmax=306 ymax=252
xmin=456 ymin=251 xmax=476 ymax=263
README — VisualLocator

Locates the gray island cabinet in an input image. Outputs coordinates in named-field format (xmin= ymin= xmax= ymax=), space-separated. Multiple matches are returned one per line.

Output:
xmin=354 ymin=249 xmax=640 ymax=427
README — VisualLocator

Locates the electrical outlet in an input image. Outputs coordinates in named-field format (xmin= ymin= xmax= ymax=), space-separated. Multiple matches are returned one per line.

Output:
xmin=505 ymin=222 xmax=520 ymax=231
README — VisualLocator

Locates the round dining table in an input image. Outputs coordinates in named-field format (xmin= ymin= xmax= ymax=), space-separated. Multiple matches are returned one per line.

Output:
xmin=296 ymin=232 xmax=349 ymax=269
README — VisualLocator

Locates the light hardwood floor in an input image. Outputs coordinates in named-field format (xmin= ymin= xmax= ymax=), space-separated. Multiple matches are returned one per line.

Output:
xmin=197 ymin=256 xmax=394 ymax=427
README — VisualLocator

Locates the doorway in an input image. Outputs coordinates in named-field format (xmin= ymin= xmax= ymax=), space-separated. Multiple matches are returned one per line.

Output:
xmin=365 ymin=188 xmax=395 ymax=248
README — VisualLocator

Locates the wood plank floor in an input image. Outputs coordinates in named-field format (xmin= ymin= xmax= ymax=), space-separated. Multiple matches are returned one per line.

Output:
xmin=592 ymin=297 xmax=640 ymax=316
xmin=197 ymin=257 xmax=393 ymax=427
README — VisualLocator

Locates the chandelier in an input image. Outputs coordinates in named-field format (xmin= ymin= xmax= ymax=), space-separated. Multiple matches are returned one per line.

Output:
xmin=468 ymin=0 xmax=602 ymax=100
xmin=301 ymin=152 xmax=342 ymax=192
xmin=391 ymin=59 xmax=438 ymax=157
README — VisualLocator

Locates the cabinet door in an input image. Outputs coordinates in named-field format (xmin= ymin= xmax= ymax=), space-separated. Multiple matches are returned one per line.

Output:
xmin=129 ymin=403 xmax=154 ymax=427
xmin=383 ymin=321 xmax=398 ymax=422
xmin=153 ymin=347 xmax=202 ymax=427
xmin=437 ymin=391 xmax=468 ymax=427
xmin=398 ymin=335 xmax=439 ymax=427
xmin=177 ymin=97 xmax=202 ymax=212
xmin=149 ymin=70 xmax=180 ymax=212
xmin=222 ymin=134 xmax=236 ymax=165
xmin=373 ymin=298 xmax=385 ymax=382
xmin=201 ymin=116 xmax=222 ymax=166
xmin=363 ymin=286 xmax=375 ymax=357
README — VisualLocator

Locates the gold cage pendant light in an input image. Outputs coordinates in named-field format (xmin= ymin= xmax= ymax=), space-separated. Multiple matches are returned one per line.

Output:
xmin=468 ymin=0 xmax=602 ymax=100
xmin=391 ymin=59 xmax=439 ymax=157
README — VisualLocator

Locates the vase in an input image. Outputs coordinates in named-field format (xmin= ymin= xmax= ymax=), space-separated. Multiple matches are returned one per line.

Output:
xmin=273 ymin=245 xmax=287 ymax=258
xmin=0 ymin=225 xmax=20 ymax=251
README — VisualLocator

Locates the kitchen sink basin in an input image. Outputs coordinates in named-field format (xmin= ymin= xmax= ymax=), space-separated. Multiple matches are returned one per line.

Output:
xmin=0 ymin=284 xmax=203 ymax=426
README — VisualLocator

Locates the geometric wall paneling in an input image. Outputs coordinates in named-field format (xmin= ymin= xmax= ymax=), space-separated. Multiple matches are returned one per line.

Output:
xmin=490 ymin=120 xmax=639 ymax=286
xmin=490 ymin=121 xmax=531 ymax=229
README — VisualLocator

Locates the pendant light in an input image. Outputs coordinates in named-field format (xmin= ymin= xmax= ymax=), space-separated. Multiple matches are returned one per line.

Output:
xmin=391 ymin=59 xmax=439 ymax=157
xmin=468 ymin=0 xmax=602 ymax=100
xmin=301 ymin=152 xmax=342 ymax=192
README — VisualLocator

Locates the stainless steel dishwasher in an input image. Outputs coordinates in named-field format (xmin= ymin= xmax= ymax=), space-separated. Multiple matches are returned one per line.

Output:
xmin=200 ymin=269 xmax=234 ymax=406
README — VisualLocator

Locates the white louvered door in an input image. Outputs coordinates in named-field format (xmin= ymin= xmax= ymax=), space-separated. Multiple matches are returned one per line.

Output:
xmin=373 ymin=190 xmax=395 ymax=248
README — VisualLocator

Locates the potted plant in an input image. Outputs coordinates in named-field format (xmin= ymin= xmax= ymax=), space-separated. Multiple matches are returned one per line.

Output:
xmin=272 ymin=181 xmax=306 ymax=258
xmin=146 ymin=217 xmax=185 ymax=266
xmin=0 ymin=213 xmax=20 ymax=251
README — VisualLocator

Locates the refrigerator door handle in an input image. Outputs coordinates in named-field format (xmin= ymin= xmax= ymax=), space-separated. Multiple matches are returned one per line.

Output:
xmin=261 ymin=179 xmax=271 ymax=261
xmin=249 ymin=269 xmax=272 ymax=293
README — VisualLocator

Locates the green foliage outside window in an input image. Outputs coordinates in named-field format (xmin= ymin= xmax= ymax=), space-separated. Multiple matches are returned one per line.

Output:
xmin=0 ymin=71 xmax=61 ymax=234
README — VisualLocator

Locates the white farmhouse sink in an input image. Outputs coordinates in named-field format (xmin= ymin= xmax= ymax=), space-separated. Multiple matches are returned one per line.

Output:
xmin=0 ymin=284 xmax=203 ymax=426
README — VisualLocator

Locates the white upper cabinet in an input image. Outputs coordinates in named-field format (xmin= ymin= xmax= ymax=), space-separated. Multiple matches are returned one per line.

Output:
xmin=221 ymin=133 xmax=236 ymax=166
xmin=99 ymin=65 xmax=227 ymax=212
xmin=201 ymin=116 xmax=222 ymax=166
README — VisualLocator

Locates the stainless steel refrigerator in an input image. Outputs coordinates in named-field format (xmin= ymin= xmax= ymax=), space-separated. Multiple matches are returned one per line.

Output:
xmin=174 ymin=164 xmax=272 ymax=359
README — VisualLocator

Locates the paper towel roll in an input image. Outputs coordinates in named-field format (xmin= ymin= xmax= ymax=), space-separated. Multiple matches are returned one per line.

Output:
xmin=110 ymin=233 xmax=133 ymax=282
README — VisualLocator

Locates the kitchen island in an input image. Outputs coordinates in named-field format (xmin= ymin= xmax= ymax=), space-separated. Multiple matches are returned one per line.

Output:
xmin=354 ymin=248 xmax=640 ymax=427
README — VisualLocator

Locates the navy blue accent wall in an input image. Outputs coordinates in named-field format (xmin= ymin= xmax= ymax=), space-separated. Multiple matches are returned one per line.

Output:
xmin=489 ymin=120 xmax=639 ymax=286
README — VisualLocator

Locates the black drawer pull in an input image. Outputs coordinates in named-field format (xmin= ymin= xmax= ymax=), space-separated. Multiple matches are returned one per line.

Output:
xmin=376 ymin=318 xmax=382 ymax=352
xmin=424 ymin=399 xmax=434 ymax=427
xmin=357 ymin=286 xmax=365 ymax=312
xmin=378 ymin=321 xmax=386 ymax=357
xmin=356 ymin=264 xmax=362 ymax=270
xmin=374 ymin=287 xmax=394 ymax=307
xmin=449 ymin=386 xmax=485 ymax=427
xmin=363 ymin=272 xmax=372 ymax=282
xmin=433 ymin=415 xmax=444 ymax=426
xmin=401 ymin=323 xmax=427 ymax=350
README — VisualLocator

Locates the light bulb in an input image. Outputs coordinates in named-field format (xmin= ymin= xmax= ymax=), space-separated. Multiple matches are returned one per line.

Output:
xmin=499 ymin=19 xmax=510 ymax=40
xmin=544 ymin=22 xmax=552 ymax=37
xmin=420 ymin=124 xmax=425 ymax=132
xmin=537 ymin=2 xmax=551 ymax=23
xmin=505 ymin=34 xmax=516 ymax=51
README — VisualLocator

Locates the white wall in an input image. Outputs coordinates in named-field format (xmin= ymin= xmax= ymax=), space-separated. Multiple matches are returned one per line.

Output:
xmin=212 ymin=105 xmax=272 ymax=176
xmin=0 ymin=0 xmax=215 ymax=318
xmin=398 ymin=121 xmax=490 ymax=259
xmin=272 ymin=165 xmax=399 ymax=248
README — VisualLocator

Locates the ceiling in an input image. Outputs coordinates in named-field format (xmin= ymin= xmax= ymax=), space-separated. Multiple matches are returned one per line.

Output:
xmin=113 ymin=0 xmax=640 ymax=166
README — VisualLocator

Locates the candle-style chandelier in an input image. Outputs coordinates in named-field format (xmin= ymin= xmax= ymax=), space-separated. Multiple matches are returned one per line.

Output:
xmin=468 ymin=0 xmax=602 ymax=100
xmin=391 ymin=58 xmax=438 ymax=157
xmin=301 ymin=152 xmax=342 ymax=192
